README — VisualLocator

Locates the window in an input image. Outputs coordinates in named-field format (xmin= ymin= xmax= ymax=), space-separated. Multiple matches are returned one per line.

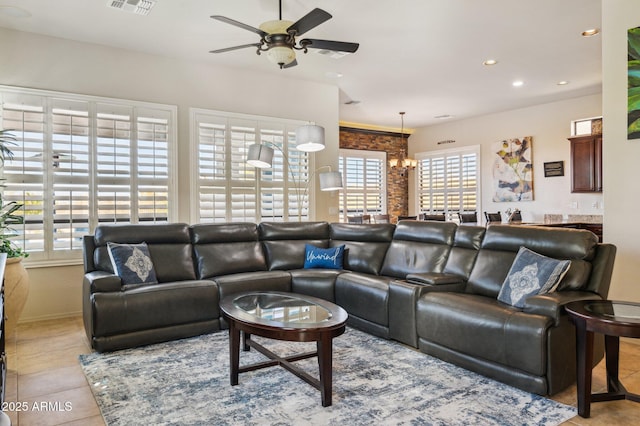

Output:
xmin=0 ymin=86 xmax=177 ymax=264
xmin=191 ymin=109 xmax=310 ymax=223
xmin=337 ymin=149 xmax=386 ymax=221
xmin=416 ymin=146 xmax=479 ymax=220
xmin=571 ymin=116 xmax=602 ymax=136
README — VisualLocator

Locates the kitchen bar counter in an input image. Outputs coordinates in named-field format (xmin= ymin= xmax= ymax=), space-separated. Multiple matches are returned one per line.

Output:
xmin=506 ymin=221 xmax=603 ymax=242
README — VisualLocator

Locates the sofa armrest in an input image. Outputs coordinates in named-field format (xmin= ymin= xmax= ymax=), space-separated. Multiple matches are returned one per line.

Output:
xmin=84 ymin=271 xmax=122 ymax=293
xmin=523 ymin=290 xmax=603 ymax=326
xmin=406 ymin=272 xmax=464 ymax=286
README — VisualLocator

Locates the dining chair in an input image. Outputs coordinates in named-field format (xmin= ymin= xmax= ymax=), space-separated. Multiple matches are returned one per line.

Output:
xmin=347 ymin=215 xmax=364 ymax=224
xmin=420 ymin=213 xmax=446 ymax=221
xmin=457 ymin=212 xmax=478 ymax=223
xmin=361 ymin=214 xmax=372 ymax=224
xmin=484 ymin=211 xmax=502 ymax=223
xmin=373 ymin=214 xmax=390 ymax=224
xmin=397 ymin=215 xmax=417 ymax=221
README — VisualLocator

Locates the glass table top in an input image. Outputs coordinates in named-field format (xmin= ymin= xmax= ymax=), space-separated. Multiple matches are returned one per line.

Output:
xmin=584 ymin=301 xmax=640 ymax=324
xmin=233 ymin=292 xmax=333 ymax=325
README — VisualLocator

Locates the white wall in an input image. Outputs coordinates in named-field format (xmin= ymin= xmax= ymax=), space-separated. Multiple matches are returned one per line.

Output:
xmin=602 ymin=1 xmax=640 ymax=303
xmin=0 ymin=28 xmax=340 ymax=321
xmin=409 ymin=94 xmax=604 ymax=223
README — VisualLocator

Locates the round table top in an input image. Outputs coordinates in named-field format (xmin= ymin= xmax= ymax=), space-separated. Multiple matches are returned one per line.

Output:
xmin=565 ymin=300 xmax=640 ymax=338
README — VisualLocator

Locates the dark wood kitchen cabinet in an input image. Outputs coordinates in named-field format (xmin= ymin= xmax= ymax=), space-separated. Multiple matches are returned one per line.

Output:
xmin=568 ymin=134 xmax=602 ymax=193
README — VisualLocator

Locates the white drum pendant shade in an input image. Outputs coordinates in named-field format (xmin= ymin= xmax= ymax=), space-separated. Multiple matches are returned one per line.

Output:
xmin=295 ymin=125 xmax=325 ymax=152
xmin=319 ymin=171 xmax=343 ymax=191
xmin=246 ymin=144 xmax=274 ymax=168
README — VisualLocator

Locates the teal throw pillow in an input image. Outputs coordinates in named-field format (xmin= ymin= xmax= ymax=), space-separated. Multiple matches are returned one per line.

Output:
xmin=303 ymin=244 xmax=345 ymax=270
xmin=497 ymin=246 xmax=571 ymax=308
xmin=107 ymin=242 xmax=158 ymax=285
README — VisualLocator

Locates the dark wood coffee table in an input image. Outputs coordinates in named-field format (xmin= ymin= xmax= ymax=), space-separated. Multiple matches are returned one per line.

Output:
xmin=565 ymin=300 xmax=640 ymax=418
xmin=219 ymin=291 xmax=348 ymax=407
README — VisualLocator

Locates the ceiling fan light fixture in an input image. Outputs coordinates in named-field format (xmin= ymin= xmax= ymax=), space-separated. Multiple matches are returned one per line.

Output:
xmin=295 ymin=124 xmax=325 ymax=152
xmin=266 ymin=45 xmax=296 ymax=67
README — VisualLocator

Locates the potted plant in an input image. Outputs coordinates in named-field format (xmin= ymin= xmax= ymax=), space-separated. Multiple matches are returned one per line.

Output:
xmin=0 ymin=129 xmax=29 ymax=337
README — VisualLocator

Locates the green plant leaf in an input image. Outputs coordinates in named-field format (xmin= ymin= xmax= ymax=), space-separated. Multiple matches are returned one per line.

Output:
xmin=629 ymin=27 xmax=640 ymax=60
xmin=630 ymin=117 xmax=640 ymax=134
xmin=629 ymin=87 xmax=640 ymax=112
xmin=630 ymin=60 xmax=640 ymax=87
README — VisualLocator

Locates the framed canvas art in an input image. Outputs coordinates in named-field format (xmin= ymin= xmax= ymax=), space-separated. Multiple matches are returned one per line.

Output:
xmin=629 ymin=26 xmax=640 ymax=139
xmin=492 ymin=136 xmax=533 ymax=202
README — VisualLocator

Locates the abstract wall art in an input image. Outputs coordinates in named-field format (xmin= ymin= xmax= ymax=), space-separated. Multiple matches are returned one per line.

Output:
xmin=492 ymin=136 xmax=533 ymax=202
xmin=629 ymin=26 xmax=640 ymax=139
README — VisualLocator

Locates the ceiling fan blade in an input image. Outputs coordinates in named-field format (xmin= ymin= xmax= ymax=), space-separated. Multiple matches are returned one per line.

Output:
xmin=209 ymin=43 xmax=262 ymax=54
xmin=300 ymin=39 xmax=360 ymax=53
xmin=287 ymin=8 xmax=332 ymax=36
xmin=282 ymin=59 xmax=298 ymax=69
xmin=211 ymin=15 xmax=268 ymax=38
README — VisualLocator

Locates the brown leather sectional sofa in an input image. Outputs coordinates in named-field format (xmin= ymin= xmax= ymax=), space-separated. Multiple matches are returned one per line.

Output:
xmin=82 ymin=220 xmax=616 ymax=396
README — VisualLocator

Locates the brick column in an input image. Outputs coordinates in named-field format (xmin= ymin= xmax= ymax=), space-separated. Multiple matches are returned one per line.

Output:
xmin=339 ymin=127 xmax=409 ymax=221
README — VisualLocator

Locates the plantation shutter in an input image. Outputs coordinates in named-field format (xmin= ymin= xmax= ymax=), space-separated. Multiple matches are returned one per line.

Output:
xmin=192 ymin=109 xmax=308 ymax=223
xmin=416 ymin=147 xmax=479 ymax=220
xmin=338 ymin=149 xmax=386 ymax=221
xmin=1 ymin=94 xmax=47 ymax=255
xmin=0 ymin=86 xmax=176 ymax=263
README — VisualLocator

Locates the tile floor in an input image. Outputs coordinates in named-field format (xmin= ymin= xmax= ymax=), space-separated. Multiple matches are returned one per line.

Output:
xmin=3 ymin=316 xmax=639 ymax=425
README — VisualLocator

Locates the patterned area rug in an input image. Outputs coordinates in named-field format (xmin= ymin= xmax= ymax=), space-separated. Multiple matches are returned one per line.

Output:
xmin=79 ymin=328 xmax=576 ymax=425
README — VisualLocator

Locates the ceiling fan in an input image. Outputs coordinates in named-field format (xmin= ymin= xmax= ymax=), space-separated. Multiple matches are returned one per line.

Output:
xmin=209 ymin=0 xmax=359 ymax=69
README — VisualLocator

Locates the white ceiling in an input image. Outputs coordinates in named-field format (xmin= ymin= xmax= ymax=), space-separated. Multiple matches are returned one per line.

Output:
xmin=0 ymin=0 xmax=602 ymax=129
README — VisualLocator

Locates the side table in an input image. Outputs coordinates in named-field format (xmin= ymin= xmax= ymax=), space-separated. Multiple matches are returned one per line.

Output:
xmin=565 ymin=300 xmax=640 ymax=418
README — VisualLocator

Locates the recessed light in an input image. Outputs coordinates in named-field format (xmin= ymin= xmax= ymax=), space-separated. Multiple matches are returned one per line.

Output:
xmin=434 ymin=114 xmax=453 ymax=119
xmin=512 ymin=80 xmax=524 ymax=87
xmin=557 ymin=80 xmax=569 ymax=86
xmin=582 ymin=28 xmax=600 ymax=37
xmin=325 ymin=71 xmax=343 ymax=78
xmin=0 ymin=6 xmax=31 ymax=18
xmin=483 ymin=59 xmax=498 ymax=66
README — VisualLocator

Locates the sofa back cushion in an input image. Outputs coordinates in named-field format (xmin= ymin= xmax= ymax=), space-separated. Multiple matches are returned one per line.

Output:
xmin=259 ymin=222 xmax=330 ymax=270
xmin=190 ymin=223 xmax=266 ymax=279
xmin=443 ymin=225 xmax=486 ymax=280
xmin=329 ymin=223 xmax=395 ymax=275
xmin=93 ymin=223 xmax=196 ymax=282
xmin=466 ymin=225 xmax=598 ymax=297
xmin=380 ymin=221 xmax=457 ymax=278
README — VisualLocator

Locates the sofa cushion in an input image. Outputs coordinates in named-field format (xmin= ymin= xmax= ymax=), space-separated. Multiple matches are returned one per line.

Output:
xmin=191 ymin=223 xmax=266 ymax=279
xmin=466 ymin=225 xmax=598 ymax=297
xmin=94 ymin=223 xmax=196 ymax=282
xmin=304 ymin=244 xmax=345 ymax=269
xmin=335 ymin=273 xmax=390 ymax=326
xmin=107 ymin=242 xmax=158 ymax=285
xmin=329 ymin=223 xmax=394 ymax=275
xmin=416 ymin=292 xmax=554 ymax=376
xmin=380 ymin=221 xmax=457 ymax=278
xmin=497 ymin=247 xmax=571 ymax=308
xmin=259 ymin=222 xmax=330 ymax=270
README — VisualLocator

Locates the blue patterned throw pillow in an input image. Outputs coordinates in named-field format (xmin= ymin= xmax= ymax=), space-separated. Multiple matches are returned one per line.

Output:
xmin=497 ymin=247 xmax=571 ymax=308
xmin=107 ymin=242 xmax=158 ymax=285
xmin=303 ymin=244 xmax=345 ymax=270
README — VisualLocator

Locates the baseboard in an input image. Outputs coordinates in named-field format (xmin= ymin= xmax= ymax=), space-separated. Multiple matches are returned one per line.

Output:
xmin=18 ymin=311 xmax=82 ymax=324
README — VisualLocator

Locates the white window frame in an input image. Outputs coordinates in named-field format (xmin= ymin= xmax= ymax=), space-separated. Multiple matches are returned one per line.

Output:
xmin=189 ymin=108 xmax=312 ymax=223
xmin=338 ymin=148 xmax=387 ymax=222
xmin=0 ymin=85 xmax=178 ymax=267
xmin=415 ymin=145 xmax=480 ymax=221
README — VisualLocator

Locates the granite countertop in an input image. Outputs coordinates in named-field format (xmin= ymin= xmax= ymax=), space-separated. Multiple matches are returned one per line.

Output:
xmin=542 ymin=214 xmax=602 ymax=225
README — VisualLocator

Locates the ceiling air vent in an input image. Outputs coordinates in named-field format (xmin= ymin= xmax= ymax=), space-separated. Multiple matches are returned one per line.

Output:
xmin=108 ymin=0 xmax=155 ymax=16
